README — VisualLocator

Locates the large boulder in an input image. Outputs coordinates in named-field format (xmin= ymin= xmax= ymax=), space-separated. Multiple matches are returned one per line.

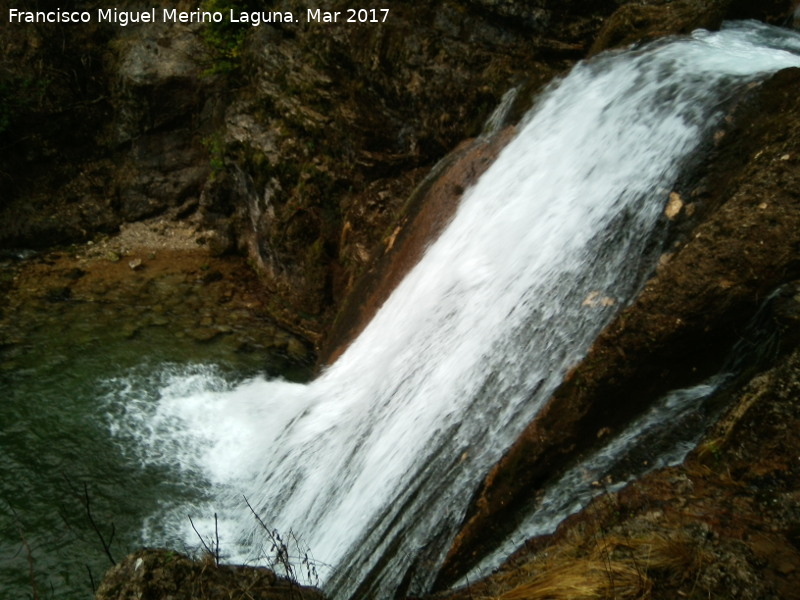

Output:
xmin=95 ymin=549 xmax=326 ymax=600
xmin=591 ymin=0 xmax=793 ymax=55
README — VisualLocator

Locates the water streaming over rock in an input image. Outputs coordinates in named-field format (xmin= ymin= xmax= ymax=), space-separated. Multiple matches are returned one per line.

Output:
xmin=109 ymin=21 xmax=800 ymax=600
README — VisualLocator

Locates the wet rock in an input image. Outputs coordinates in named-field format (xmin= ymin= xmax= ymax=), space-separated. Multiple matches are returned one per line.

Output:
xmin=119 ymin=324 xmax=140 ymax=340
xmin=189 ymin=328 xmax=222 ymax=342
xmin=62 ymin=268 xmax=86 ymax=280
xmin=770 ymin=282 xmax=800 ymax=351
xmin=590 ymin=0 xmax=794 ymax=55
xmin=201 ymin=229 xmax=235 ymax=257
xmin=437 ymin=343 xmax=800 ymax=600
xmin=590 ymin=0 xmax=730 ymax=55
xmin=201 ymin=269 xmax=224 ymax=285
xmin=664 ymin=192 xmax=684 ymax=220
xmin=95 ymin=549 xmax=326 ymax=600
xmin=321 ymin=128 xmax=517 ymax=363
xmin=43 ymin=286 xmax=72 ymax=302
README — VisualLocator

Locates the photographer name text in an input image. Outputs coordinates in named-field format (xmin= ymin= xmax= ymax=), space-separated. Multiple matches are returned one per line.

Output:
xmin=5 ymin=7 xmax=390 ymax=27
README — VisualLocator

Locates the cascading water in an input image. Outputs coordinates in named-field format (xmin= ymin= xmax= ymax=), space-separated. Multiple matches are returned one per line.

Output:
xmin=108 ymin=21 xmax=800 ymax=600
xmin=469 ymin=280 xmax=795 ymax=583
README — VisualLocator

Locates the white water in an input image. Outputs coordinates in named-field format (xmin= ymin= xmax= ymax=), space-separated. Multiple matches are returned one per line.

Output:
xmin=467 ymin=373 xmax=730 ymax=584
xmin=107 ymin=21 xmax=800 ymax=600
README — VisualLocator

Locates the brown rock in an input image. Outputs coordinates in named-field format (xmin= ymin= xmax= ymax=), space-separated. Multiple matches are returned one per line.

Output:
xmin=95 ymin=549 xmax=326 ymax=600
xmin=590 ymin=0 xmax=794 ymax=56
xmin=320 ymin=127 xmax=517 ymax=364
xmin=434 ymin=343 xmax=800 ymax=600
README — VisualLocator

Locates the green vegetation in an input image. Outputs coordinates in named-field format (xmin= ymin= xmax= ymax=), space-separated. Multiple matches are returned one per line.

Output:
xmin=203 ymin=134 xmax=227 ymax=174
xmin=200 ymin=0 xmax=262 ymax=74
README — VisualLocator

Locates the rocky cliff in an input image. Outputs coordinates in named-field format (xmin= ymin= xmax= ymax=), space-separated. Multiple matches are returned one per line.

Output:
xmin=1 ymin=0 xmax=608 ymax=342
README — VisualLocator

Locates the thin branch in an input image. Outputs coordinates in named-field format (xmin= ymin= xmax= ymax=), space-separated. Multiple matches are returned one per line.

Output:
xmin=243 ymin=496 xmax=296 ymax=584
xmin=85 ymin=565 xmax=96 ymax=595
xmin=81 ymin=482 xmax=116 ymax=566
xmin=61 ymin=476 xmax=116 ymax=566
xmin=214 ymin=513 xmax=220 ymax=566
xmin=186 ymin=515 xmax=214 ymax=564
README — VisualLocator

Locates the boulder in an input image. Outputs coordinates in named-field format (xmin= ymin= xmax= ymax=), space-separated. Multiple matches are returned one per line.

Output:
xmin=95 ymin=549 xmax=326 ymax=600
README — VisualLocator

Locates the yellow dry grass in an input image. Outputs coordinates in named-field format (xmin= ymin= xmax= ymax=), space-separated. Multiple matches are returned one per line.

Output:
xmin=497 ymin=560 xmax=647 ymax=600
xmin=492 ymin=530 xmax=705 ymax=600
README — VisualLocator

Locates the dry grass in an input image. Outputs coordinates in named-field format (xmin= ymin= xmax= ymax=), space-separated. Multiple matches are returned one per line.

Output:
xmin=492 ymin=531 xmax=707 ymax=600
xmin=497 ymin=560 xmax=648 ymax=600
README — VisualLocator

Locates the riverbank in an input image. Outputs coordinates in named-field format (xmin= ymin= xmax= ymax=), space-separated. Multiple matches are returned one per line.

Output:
xmin=0 ymin=209 xmax=315 ymax=380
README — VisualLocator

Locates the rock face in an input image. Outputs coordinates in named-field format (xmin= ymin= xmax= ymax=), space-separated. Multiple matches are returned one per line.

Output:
xmin=193 ymin=0 xmax=588 ymax=338
xmin=0 ymin=0 xmax=632 ymax=342
xmin=3 ymin=0 xmax=794 ymax=341
xmin=0 ymin=0 xmax=213 ymax=248
xmin=95 ymin=549 xmax=326 ymax=600
xmin=433 ymin=313 xmax=800 ymax=600
xmin=319 ymin=126 xmax=517 ymax=364
xmin=590 ymin=0 xmax=791 ymax=55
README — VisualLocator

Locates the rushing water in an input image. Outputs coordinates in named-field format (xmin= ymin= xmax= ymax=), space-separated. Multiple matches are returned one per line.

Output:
xmin=5 ymin=20 xmax=800 ymax=600
xmin=470 ymin=280 xmax=794 ymax=583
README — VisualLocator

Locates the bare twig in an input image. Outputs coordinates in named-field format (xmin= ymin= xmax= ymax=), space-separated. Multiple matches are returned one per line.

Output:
xmin=243 ymin=495 xmax=296 ymax=584
xmin=81 ymin=482 xmax=116 ymax=566
xmin=188 ymin=514 xmax=218 ymax=566
xmin=61 ymin=476 xmax=116 ymax=566
xmin=214 ymin=513 xmax=220 ymax=566
xmin=86 ymin=565 xmax=96 ymax=595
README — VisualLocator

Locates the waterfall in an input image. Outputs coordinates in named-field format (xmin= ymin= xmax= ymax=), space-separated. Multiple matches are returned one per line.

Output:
xmin=108 ymin=21 xmax=800 ymax=600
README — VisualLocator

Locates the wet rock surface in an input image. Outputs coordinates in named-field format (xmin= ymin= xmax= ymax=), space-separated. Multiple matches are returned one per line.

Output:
xmin=320 ymin=126 xmax=517 ymax=364
xmin=95 ymin=549 xmax=326 ymax=600
xmin=433 ymin=339 xmax=800 ymax=600
xmin=0 ymin=0 xmax=621 ymax=340
xmin=2 ymin=1 xmax=800 ymax=598
xmin=590 ymin=0 xmax=792 ymax=55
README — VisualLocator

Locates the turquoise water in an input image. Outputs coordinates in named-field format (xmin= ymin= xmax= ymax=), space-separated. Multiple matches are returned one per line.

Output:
xmin=0 ymin=255 xmax=311 ymax=599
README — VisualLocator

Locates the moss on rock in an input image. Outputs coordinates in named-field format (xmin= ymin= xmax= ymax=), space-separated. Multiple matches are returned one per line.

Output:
xmin=95 ymin=549 xmax=326 ymax=600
